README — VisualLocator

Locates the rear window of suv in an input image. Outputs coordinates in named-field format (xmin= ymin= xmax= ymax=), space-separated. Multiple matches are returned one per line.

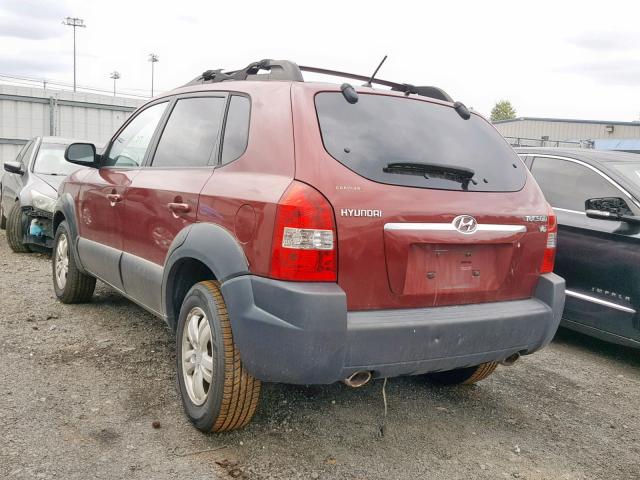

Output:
xmin=315 ymin=92 xmax=526 ymax=192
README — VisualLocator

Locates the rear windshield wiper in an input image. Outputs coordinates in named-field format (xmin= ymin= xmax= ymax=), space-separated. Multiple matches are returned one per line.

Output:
xmin=383 ymin=162 xmax=475 ymax=180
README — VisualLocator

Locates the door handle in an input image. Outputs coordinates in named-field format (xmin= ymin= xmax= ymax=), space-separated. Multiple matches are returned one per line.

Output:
xmin=107 ymin=193 xmax=123 ymax=204
xmin=167 ymin=202 xmax=191 ymax=215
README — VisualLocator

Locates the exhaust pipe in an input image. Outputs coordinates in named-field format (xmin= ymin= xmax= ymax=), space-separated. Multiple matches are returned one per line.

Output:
xmin=500 ymin=352 xmax=521 ymax=367
xmin=343 ymin=371 xmax=372 ymax=388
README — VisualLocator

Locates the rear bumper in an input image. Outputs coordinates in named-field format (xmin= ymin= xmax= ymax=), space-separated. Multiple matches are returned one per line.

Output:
xmin=222 ymin=273 xmax=565 ymax=384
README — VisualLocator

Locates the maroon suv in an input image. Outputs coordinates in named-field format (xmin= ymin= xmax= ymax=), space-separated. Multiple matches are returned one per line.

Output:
xmin=52 ymin=60 xmax=565 ymax=432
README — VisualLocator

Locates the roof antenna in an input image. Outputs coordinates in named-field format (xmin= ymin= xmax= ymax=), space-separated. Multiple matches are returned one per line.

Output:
xmin=364 ymin=55 xmax=388 ymax=87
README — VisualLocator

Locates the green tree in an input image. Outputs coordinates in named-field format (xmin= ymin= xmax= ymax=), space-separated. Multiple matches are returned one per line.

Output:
xmin=490 ymin=100 xmax=516 ymax=122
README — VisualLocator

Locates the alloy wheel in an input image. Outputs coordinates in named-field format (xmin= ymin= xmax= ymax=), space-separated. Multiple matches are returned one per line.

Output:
xmin=181 ymin=307 xmax=214 ymax=406
xmin=54 ymin=233 xmax=69 ymax=290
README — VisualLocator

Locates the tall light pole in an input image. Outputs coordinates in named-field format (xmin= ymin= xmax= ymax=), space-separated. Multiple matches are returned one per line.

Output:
xmin=110 ymin=71 xmax=120 ymax=96
xmin=62 ymin=17 xmax=86 ymax=92
xmin=148 ymin=53 xmax=159 ymax=97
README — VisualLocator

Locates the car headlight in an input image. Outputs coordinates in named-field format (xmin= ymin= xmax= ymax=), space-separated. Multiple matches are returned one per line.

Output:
xmin=31 ymin=190 xmax=56 ymax=213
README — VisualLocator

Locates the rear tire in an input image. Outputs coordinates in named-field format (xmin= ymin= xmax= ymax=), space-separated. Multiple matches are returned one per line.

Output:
xmin=6 ymin=201 xmax=30 ymax=253
xmin=176 ymin=280 xmax=261 ymax=432
xmin=52 ymin=221 xmax=96 ymax=303
xmin=425 ymin=362 xmax=499 ymax=385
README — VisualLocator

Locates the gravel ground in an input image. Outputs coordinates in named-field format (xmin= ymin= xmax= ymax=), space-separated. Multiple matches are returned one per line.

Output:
xmin=1 ymin=229 xmax=639 ymax=480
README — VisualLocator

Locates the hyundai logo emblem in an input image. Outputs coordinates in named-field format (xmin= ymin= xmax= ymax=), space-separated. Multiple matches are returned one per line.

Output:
xmin=452 ymin=215 xmax=478 ymax=234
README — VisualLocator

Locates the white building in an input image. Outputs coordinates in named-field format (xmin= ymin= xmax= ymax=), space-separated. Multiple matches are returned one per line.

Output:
xmin=493 ymin=117 xmax=640 ymax=149
xmin=0 ymin=84 xmax=146 ymax=163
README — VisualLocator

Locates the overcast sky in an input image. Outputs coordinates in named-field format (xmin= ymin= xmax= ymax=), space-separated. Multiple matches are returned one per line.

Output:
xmin=0 ymin=0 xmax=639 ymax=121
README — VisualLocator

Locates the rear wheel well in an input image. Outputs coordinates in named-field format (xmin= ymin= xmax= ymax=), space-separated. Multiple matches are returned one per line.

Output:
xmin=166 ymin=258 xmax=216 ymax=331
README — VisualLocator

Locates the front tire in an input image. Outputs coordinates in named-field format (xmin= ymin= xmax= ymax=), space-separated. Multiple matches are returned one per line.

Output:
xmin=6 ymin=201 xmax=30 ymax=252
xmin=52 ymin=221 xmax=96 ymax=303
xmin=425 ymin=362 xmax=499 ymax=385
xmin=176 ymin=281 xmax=261 ymax=432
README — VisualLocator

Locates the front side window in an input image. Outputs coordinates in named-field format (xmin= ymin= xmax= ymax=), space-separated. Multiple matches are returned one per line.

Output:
xmin=315 ymin=92 xmax=526 ymax=192
xmin=105 ymin=102 xmax=167 ymax=167
xmin=34 ymin=143 xmax=80 ymax=175
xmin=531 ymin=157 xmax=623 ymax=211
xmin=18 ymin=141 xmax=35 ymax=166
xmin=15 ymin=141 xmax=32 ymax=164
xmin=152 ymin=96 xmax=226 ymax=168
xmin=221 ymin=95 xmax=250 ymax=165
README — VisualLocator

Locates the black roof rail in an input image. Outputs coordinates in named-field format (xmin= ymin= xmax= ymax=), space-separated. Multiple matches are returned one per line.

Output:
xmin=298 ymin=65 xmax=452 ymax=102
xmin=184 ymin=59 xmax=303 ymax=86
xmin=183 ymin=59 xmax=453 ymax=103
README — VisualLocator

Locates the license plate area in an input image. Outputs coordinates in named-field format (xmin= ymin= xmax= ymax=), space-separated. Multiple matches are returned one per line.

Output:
xmin=399 ymin=243 xmax=513 ymax=300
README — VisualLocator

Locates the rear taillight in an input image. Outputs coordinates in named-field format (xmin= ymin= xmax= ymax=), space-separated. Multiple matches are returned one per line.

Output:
xmin=269 ymin=181 xmax=337 ymax=281
xmin=540 ymin=206 xmax=557 ymax=274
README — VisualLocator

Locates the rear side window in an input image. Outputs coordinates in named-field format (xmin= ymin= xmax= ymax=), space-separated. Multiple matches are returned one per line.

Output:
xmin=315 ymin=93 xmax=526 ymax=192
xmin=221 ymin=95 xmax=250 ymax=165
xmin=152 ymin=96 xmax=226 ymax=168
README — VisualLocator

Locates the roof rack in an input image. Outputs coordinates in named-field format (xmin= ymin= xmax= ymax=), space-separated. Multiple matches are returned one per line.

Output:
xmin=183 ymin=59 xmax=453 ymax=103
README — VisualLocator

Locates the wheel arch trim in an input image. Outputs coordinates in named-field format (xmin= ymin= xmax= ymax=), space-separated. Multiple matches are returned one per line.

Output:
xmin=53 ymin=193 xmax=87 ymax=273
xmin=162 ymin=222 xmax=250 ymax=330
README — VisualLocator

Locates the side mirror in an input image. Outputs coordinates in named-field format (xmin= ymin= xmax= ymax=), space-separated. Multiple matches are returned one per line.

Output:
xmin=3 ymin=161 xmax=24 ymax=175
xmin=64 ymin=143 xmax=99 ymax=167
xmin=585 ymin=197 xmax=640 ymax=225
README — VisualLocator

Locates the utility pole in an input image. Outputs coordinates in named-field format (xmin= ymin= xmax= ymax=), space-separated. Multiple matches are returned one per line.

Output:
xmin=110 ymin=71 xmax=120 ymax=96
xmin=62 ymin=17 xmax=86 ymax=92
xmin=148 ymin=53 xmax=159 ymax=97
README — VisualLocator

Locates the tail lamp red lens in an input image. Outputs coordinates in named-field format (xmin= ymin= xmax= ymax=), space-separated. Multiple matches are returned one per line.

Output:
xmin=269 ymin=181 xmax=337 ymax=281
xmin=540 ymin=206 xmax=557 ymax=274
